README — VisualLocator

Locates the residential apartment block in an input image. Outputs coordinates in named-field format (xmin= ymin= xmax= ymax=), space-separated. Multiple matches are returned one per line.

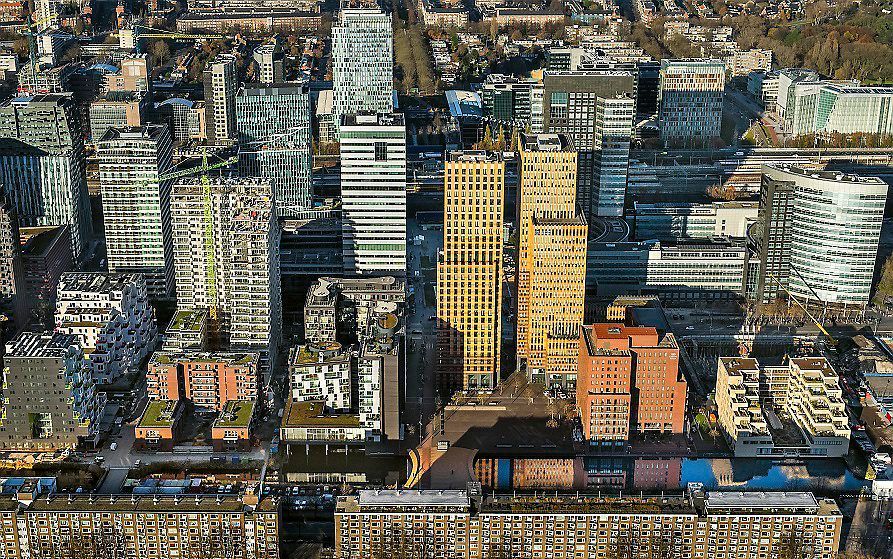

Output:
xmin=147 ymin=351 xmax=259 ymax=412
xmin=437 ymin=151 xmax=504 ymax=393
xmin=55 ymin=272 xmax=157 ymax=385
xmin=716 ymin=356 xmax=850 ymax=457
xmin=335 ymin=489 xmax=842 ymax=559
xmin=0 ymin=491 xmax=279 ymax=559
xmin=0 ymin=332 xmax=103 ymax=450
xmin=577 ymin=324 xmax=687 ymax=443
xmin=171 ymin=177 xmax=281 ymax=361
xmin=203 ymin=54 xmax=238 ymax=145
xmin=289 ymin=342 xmax=352 ymax=411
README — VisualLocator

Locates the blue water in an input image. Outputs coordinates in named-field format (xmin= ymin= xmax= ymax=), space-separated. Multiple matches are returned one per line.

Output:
xmin=679 ymin=458 xmax=867 ymax=492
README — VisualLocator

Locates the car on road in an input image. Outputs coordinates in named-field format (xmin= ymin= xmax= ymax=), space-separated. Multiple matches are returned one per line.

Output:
xmin=110 ymin=442 xmax=118 ymax=451
xmin=685 ymin=326 xmax=695 ymax=330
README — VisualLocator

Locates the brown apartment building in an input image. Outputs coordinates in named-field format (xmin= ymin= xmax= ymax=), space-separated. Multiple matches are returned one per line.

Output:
xmin=577 ymin=324 xmax=687 ymax=443
xmin=147 ymin=350 xmax=259 ymax=412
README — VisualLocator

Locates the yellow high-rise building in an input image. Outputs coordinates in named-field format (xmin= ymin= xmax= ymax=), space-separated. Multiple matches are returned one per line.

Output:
xmin=437 ymin=151 xmax=505 ymax=393
xmin=516 ymin=133 xmax=587 ymax=389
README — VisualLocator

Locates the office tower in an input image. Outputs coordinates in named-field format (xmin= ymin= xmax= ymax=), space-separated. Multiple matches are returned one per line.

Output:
xmin=20 ymin=225 xmax=72 ymax=326
xmin=516 ymin=134 xmax=586 ymax=389
xmin=203 ymin=54 xmax=238 ymax=145
xmin=335 ymin=489 xmax=843 ymax=559
xmin=659 ymin=59 xmax=726 ymax=146
xmin=340 ymin=113 xmax=407 ymax=276
xmin=15 ymin=492 xmax=279 ymax=559
xmin=171 ymin=177 xmax=281 ymax=360
xmin=750 ymin=165 xmax=886 ymax=310
xmin=480 ymin=74 xmax=545 ymax=131
xmin=0 ymin=94 xmax=90 ymax=259
xmin=157 ymin=98 xmax=206 ymax=142
xmin=593 ymin=95 xmax=635 ymax=216
xmin=543 ymin=71 xmax=636 ymax=219
xmin=253 ymin=43 xmax=284 ymax=83
xmin=774 ymin=68 xmax=821 ymax=124
xmin=577 ymin=324 xmax=687 ymax=444
xmin=236 ymin=84 xmax=312 ymax=216
xmin=785 ymin=83 xmax=893 ymax=137
xmin=0 ymin=332 xmax=102 ymax=450
xmin=0 ymin=201 xmax=25 ymax=330
xmin=331 ymin=6 xmax=393 ymax=130
xmin=97 ymin=125 xmax=175 ymax=299
xmin=147 ymin=350 xmax=259 ymax=412
xmin=437 ymin=151 xmax=504 ymax=393
xmin=289 ymin=342 xmax=352 ymax=410
xmin=716 ymin=356 xmax=849 ymax=457
xmin=55 ymin=272 xmax=157 ymax=385
xmin=88 ymin=90 xmax=146 ymax=141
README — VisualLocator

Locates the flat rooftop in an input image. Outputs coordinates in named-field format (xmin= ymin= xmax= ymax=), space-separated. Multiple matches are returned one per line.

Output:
xmin=213 ymin=400 xmax=255 ymax=428
xmin=446 ymin=150 xmax=503 ymax=163
xmin=58 ymin=272 xmax=139 ymax=296
xmin=282 ymin=400 xmax=360 ymax=428
xmin=519 ymin=132 xmax=572 ymax=152
xmin=704 ymin=491 xmax=818 ymax=511
xmin=168 ymin=309 xmax=207 ymax=332
xmin=5 ymin=332 xmax=79 ymax=358
xmin=26 ymin=492 xmax=276 ymax=513
xmin=139 ymin=400 xmax=181 ymax=428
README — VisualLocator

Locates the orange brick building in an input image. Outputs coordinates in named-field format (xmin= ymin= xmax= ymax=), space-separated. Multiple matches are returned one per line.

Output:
xmin=577 ymin=324 xmax=687 ymax=444
xmin=147 ymin=351 xmax=259 ymax=412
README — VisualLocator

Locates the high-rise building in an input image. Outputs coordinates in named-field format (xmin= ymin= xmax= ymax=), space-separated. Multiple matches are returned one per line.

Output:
xmin=358 ymin=312 xmax=403 ymax=441
xmin=253 ymin=43 xmax=284 ymax=84
xmin=0 ymin=331 xmax=103 ymax=450
xmin=659 ymin=59 xmax=725 ymax=146
xmin=335 ymin=489 xmax=843 ymax=559
xmin=785 ymin=83 xmax=893 ymax=137
xmin=0 ymin=94 xmax=90 ymax=259
xmin=171 ymin=177 xmax=281 ymax=361
xmin=236 ymin=84 xmax=312 ymax=216
xmin=340 ymin=112 xmax=407 ymax=276
xmin=480 ymin=74 xmax=544 ymax=131
xmin=88 ymin=90 xmax=146 ymax=142
xmin=437 ymin=151 xmax=504 ymax=393
xmin=516 ymin=134 xmax=586 ymax=389
xmin=577 ymin=324 xmax=687 ymax=443
xmin=20 ymin=225 xmax=72 ymax=326
xmin=542 ymin=71 xmax=636 ymax=219
xmin=203 ymin=54 xmax=238 ymax=145
xmin=102 ymin=54 xmax=151 ymax=94
xmin=750 ymin=165 xmax=887 ymax=310
xmin=0 ymin=201 xmax=25 ymax=331
xmin=593 ymin=95 xmax=635 ymax=216
xmin=147 ymin=350 xmax=259 ymax=412
xmin=331 ymin=6 xmax=393 ymax=130
xmin=97 ymin=125 xmax=175 ymax=299
xmin=55 ymin=272 xmax=158 ymax=385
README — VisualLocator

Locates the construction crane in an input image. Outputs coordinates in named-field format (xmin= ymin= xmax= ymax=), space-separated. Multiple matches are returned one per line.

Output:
xmin=143 ymin=151 xmax=237 ymax=324
xmin=18 ymin=13 xmax=62 ymax=92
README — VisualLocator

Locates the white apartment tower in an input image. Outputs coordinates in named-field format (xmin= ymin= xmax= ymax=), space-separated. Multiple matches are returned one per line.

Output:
xmin=170 ymin=177 xmax=281 ymax=361
xmin=97 ymin=125 xmax=174 ymax=300
xmin=55 ymin=272 xmax=158 ymax=384
xmin=332 ymin=6 xmax=394 ymax=131
xmin=340 ymin=112 xmax=407 ymax=276
xmin=203 ymin=54 xmax=238 ymax=145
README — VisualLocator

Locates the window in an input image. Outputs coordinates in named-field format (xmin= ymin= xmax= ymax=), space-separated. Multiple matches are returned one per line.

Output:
xmin=374 ymin=142 xmax=388 ymax=161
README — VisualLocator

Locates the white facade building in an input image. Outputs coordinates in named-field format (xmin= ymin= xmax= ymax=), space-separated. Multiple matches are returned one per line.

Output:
xmin=289 ymin=342 xmax=352 ymax=411
xmin=340 ymin=112 xmax=407 ymax=276
xmin=594 ymin=95 xmax=635 ymax=217
xmin=97 ymin=125 xmax=174 ymax=300
xmin=171 ymin=177 xmax=281 ymax=361
xmin=55 ymin=272 xmax=158 ymax=384
xmin=331 ymin=7 xmax=393 ymax=131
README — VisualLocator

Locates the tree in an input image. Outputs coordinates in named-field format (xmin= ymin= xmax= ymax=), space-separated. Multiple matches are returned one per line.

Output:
xmin=151 ymin=40 xmax=172 ymax=66
xmin=872 ymin=253 xmax=893 ymax=306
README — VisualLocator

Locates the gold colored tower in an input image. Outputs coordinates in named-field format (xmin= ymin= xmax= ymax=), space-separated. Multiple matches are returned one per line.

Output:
xmin=516 ymin=133 xmax=587 ymax=389
xmin=437 ymin=151 xmax=505 ymax=394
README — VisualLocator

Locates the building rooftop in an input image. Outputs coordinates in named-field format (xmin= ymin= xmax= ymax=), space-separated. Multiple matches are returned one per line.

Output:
xmin=150 ymin=351 xmax=258 ymax=367
xmin=213 ymin=400 xmax=255 ymax=428
xmin=98 ymin=124 xmax=168 ymax=144
xmin=168 ymin=309 xmax=207 ymax=333
xmin=282 ymin=400 xmax=361 ymax=428
xmin=704 ymin=491 xmax=819 ymax=512
xmin=5 ymin=332 xmax=80 ymax=358
xmin=341 ymin=112 xmax=405 ymax=128
xmin=138 ymin=400 xmax=182 ymax=428
xmin=57 ymin=272 xmax=140 ymax=296
xmin=446 ymin=150 xmax=503 ymax=163
xmin=765 ymin=164 xmax=886 ymax=185
xmin=290 ymin=342 xmax=347 ymax=365
xmin=19 ymin=225 xmax=68 ymax=257
xmin=26 ymin=492 xmax=277 ymax=513
xmin=519 ymin=132 xmax=573 ymax=152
